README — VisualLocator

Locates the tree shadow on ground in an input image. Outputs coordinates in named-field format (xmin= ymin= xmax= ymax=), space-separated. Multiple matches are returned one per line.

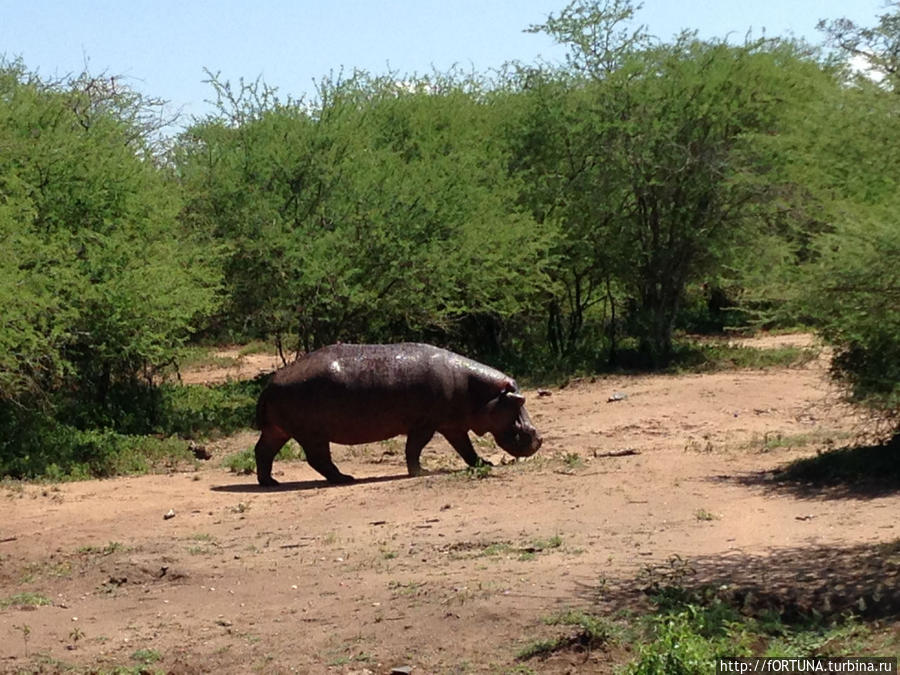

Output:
xmin=717 ymin=434 xmax=900 ymax=501
xmin=579 ymin=539 xmax=900 ymax=622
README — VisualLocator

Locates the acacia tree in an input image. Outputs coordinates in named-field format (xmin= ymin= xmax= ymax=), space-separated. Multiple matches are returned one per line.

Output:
xmin=499 ymin=71 xmax=624 ymax=360
xmin=786 ymin=21 xmax=900 ymax=428
xmin=818 ymin=1 xmax=900 ymax=92
xmin=0 ymin=59 xmax=220 ymax=425
xmin=177 ymin=71 xmax=554 ymax=357
xmin=522 ymin=0 xmax=834 ymax=363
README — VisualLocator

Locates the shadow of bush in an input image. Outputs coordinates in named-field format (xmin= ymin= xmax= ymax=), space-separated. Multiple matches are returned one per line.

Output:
xmin=582 ymin=540 xmax=900 ymax=623
xmin=724 ymin=435 xmax=900 ymax=500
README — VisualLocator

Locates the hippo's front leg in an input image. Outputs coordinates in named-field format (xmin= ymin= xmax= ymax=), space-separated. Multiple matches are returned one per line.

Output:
xmin=442 ymin=430 xmax=493 ymax=469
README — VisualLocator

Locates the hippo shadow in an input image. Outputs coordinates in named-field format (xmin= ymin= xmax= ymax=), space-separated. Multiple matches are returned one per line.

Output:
xmin=209 ymin=469 xmax=455 ymax=493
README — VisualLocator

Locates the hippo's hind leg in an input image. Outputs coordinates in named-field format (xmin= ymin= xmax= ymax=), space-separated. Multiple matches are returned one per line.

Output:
xmin=405 ymin=428 xmax=435 ymax=477
xmin=302 ymin=441 xmax=355 ymax=484
xmin=255 ymin=426 xmax=290 ymax=487
xmin=442 ymin=430 xmax=493 ymax=469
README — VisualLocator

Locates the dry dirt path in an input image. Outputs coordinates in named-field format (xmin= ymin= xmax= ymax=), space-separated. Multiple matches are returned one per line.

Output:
xmin=2 ymin=336 xmax=897 ymax=673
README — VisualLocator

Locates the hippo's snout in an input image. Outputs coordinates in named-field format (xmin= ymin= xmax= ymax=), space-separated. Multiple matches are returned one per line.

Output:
xmin=496 ymin=424 xmax=541 ymax=458
xmin=520 ymin=429 xmax=542 ymax=456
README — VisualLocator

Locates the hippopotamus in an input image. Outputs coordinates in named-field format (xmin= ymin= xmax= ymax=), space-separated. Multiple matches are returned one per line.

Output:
xmin=253 ymin=343 xmax=542 ymax=486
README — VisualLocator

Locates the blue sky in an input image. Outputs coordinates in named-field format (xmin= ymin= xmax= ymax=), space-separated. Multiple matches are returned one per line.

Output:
xmin=1 ymin=1 xmax=883 ymax=126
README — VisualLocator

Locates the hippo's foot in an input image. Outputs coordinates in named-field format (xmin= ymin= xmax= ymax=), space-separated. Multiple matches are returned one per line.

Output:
xmin=326 ymin=472 xmax=356 ymax=485
xmin=407 ymin=464 xmax=424 ymax=477
xmin=258 ymin=475 xmax=280 ymax=488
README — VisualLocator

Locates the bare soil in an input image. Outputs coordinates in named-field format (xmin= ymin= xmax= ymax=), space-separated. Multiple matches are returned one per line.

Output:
xmin=3 ymin=335 xmax=898 ymax=674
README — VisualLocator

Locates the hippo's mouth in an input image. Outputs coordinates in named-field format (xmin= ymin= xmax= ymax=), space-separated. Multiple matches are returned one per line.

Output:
xmin=495 ymin=430 xmax=542 ymax=457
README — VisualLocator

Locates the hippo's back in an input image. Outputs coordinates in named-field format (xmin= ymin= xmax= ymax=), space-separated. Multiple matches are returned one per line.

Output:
xmin=271 ymin=342 xmax=504 ymax=391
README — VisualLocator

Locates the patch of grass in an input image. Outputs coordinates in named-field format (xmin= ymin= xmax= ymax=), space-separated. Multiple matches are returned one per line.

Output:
xmin=1 ymin=592 xmax=53 ymax=609
xmin=625 ymin=606 xmax=749 ymax=674
xmin=517 ymin=637 xmax=566 ymax=660
xmin=546 ymin=609 xmax=616 ymax=641
xmin=77 ymin=541 xmax=129 ymax=556
xmin=623 ymin=552 xmax=899 ymax=673
xmin=694 ymin=508 xmax=718 ymax=522
xmin=9 ymin=427 xmax=195 ymax=483
xmin=22 ymin=559 xmax=72 ymax=582
xmin=387 ymin=580 xmax=427 ymax=598
xmin=131 ymin=647 xmax=162 ymax=665
xmin=517 ymin=535 xmax=565 ymax=560
xmin=751 ymin=430 xmax=852 ymax=453
xmin=464 ymin=460 xmax=493 ymax=480
xmin=237 ymin=340 xmax=274 ymax=357
xmin=221 ymin=448 xmax=256 ymax=475
xmin=448 ymin=536 xmax=564 ymax=562
xmin=517 ymin=609 xmax=616 ymax=661
xmin=668 ymin=342 xmax=818 ymax=373
xmin=185 ymin=532 xmax=218 ymax=555
xmin=188 ymin=532 xmax=215 ymax=542
xmin=326 ymin=652 xmax=373 ymax=667
xmin=562 ymin=452 xmax=584 ymax=469
xmin=533 ymin=534 xmax=564 ymax=550
xmin=0 ymin=477 xmax=25 ymax=495
xmin=221 ymin=441 xmax=304 ymax=475
xmin=177 ymin=344 xmax=238 ymax=370
xmin=480 ymin=542 xmax=514 ymax=557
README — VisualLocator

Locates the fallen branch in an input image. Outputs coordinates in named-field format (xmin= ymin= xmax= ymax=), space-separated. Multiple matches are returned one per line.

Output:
xmin=593 ymin=449 xmax=641 ymax=458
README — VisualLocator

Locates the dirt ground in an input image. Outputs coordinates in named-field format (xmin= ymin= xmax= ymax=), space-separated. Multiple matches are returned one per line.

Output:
xmin=2 ymin=334 xmax=898 ymax=673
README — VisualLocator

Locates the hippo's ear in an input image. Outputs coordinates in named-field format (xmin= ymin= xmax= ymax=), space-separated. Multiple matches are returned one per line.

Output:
xmin=503 ymin=391 xmax=526 ymax=407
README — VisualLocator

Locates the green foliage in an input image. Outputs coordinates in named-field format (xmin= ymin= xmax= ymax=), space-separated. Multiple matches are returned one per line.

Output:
xmin=0 ymin=377 xmax=262 ymax=480
xmin=626 ymin=608 xmax=747 ymax=675
xmin=464 ymin=460 xmax=494 ymax=480
xmin=517 ymin=609 xmax=614 ymax=661
xmin=622 ymin=552 xmax=896 ymax=672
xmin=0 ymin=58 xmax=222 ymax=477
xmin=222 ymin=441 xmax=304 ymax=475
xmin=131 ymin=648 xmax=162 ymax=665
xmin=510 ymin=5 xmax=834 ymax=363
xmin=2 ymin=3 xmax=899 ymax=479
xmin=805 ymin=213 xmax=900 ymax=417
xmin=0 ymin=409 xmax=191 ymax=480
xmin=0 ymin=59 xmax=220 ymax=407
xmin=177 ymin=70 xmax=554 ymax=354
xmin=156 ymin=377 xmax=264 ymax=438
xmin=220 ymin=448 xmax=256 ymax=475
xmin=766 ymin=46 xmax=900 ymax=422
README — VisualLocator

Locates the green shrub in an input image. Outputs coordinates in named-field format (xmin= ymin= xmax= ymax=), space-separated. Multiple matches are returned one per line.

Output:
xmin=157 ymin=377 xmax=265 ymax=437
xmin=626 ymin=609 xmax=739 ymax=675
xmin=0 ymin=407 xmax=193 ymax=480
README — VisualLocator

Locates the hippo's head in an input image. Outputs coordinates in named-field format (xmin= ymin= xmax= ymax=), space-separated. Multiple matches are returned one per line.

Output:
xmin=476 ymin=384 xmax=542 ymax=458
